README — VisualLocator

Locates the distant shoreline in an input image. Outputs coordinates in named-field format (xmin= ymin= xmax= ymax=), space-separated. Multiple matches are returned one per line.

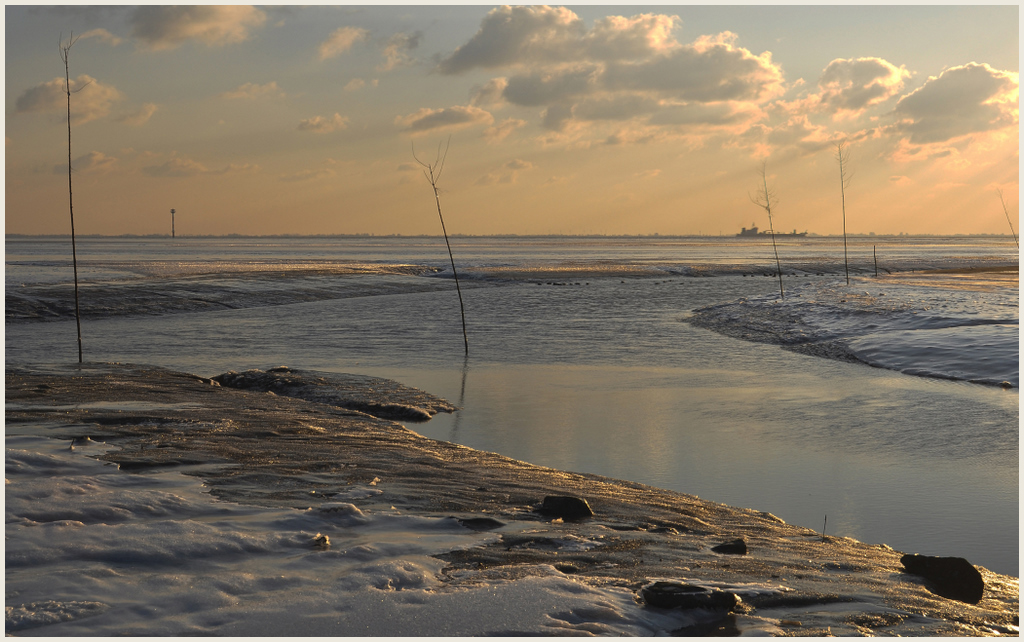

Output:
xmin=6 ymin=233 xmax=1019 ymax=240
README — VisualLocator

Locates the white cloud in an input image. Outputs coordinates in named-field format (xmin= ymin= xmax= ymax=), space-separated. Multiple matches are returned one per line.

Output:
xmin=893 ymin=62 xmax=1018 ymax=145
xmin=142 ymin=156 xmax=257 ymax=177
xmin=602 ymin=33 xmax=784 ymax=103
xmin=279 ymin=167 xmax=336 ymax=182
xmin=79 ymin=28 xmax=123 ymax=46
xmin=117 ymin=103 xmax=158 ymax=126
xmin=476 ymin=158 xmax=536 ymax=185
xmin=220 ymin=81 xmax=285 ymax=100
xmin=297 ymin=113 xmax=349 ymax=133
xmin=396 ymin=105 xmax=494 ymax=135
xmin=471 ymin=78 xmax=509 ymax=107
xmin=379 ymin=31 xmax=421 ymax=71
xmin=344 ymin=78 xmax=365 ymax=92
xmin=15 ymin=74 xmax=122 ymax=125
xmin=437 ymin=6 xmax=586 ymax=74
xmin=438 ymin=6 xmax=681 ymax=75
xmin=817 ymin=57 xmax=909 ymax=116
xmin=440 ymin=9 xmax=784 ymax=140
xmin=482 ymin=118 xmax=527 ymax=143
xmin=318 ymin=26 xmax=369 ymax=61
xmin=142 ymin=157 xmax=210 ymax=177
xmin=503 ymin=66 xmax=599 ymax=107
xmin=130 ymin=6 xmax=266 ymax=51
xmin=53 ymin=151 xmax=117 ymax=175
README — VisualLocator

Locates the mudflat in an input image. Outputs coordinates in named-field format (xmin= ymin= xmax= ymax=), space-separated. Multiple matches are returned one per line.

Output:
xmin=5 ymin=362 xmax=1019 ymax=636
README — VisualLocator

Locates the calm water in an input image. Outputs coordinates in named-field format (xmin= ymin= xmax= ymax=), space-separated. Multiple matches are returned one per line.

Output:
xmin=5 ymin=235 xmax=1019 ymax=575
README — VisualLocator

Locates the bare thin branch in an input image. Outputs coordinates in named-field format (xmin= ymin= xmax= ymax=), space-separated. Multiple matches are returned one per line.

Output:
xmin=751 ymin=160 xmax=785 ymax=299
xmin=997 ymin=188 xmax=1019 ymax=248
xmin=413 ymin=137 xmax=468 ymax=354
xmin=60 ymin=30 xmax=84 ymax=363
xmin=836 ymin=141 xmax=852 ymax=284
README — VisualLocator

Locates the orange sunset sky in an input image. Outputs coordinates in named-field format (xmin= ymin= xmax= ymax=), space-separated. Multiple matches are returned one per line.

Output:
xmin=5 ymin=5 xmax=1020 ymax=236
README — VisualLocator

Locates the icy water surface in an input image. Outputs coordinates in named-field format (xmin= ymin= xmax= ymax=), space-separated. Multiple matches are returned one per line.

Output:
xmin=5 ymin=235 xmax=1019 ymax=575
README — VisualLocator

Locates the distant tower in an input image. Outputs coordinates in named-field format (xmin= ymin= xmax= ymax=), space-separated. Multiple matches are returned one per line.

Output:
xmin=171 ymin=209 xmax=176 ymax=238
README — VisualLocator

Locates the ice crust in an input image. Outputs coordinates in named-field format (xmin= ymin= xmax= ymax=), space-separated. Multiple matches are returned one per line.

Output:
xmin=689 ymin=273 xmax=1019 ymax=387
xmin=5 ymin=363 xmax=1018 ymax=636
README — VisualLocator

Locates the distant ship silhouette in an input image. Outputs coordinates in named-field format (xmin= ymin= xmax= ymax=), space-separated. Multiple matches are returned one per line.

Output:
xmin=737 ymin=223 xmax=807 ymax=237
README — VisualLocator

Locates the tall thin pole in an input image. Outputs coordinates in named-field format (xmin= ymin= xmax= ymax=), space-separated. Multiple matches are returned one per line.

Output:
xmin=61 ymin=33 xmax=83 ymax=364
xmin=171 ymin=208 xmax=176 ymax=238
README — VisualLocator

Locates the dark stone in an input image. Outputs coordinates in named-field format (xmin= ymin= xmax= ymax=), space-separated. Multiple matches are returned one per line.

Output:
xmin=554 ymin=563 xmax=580 ymax=574
xmin=536 ymin=495 xmax=593 ymax=520
xmin=640 ymin=582 xmax=740 ymax=611
xmin=711 ymin=538 xmax=748 ymax=555
xmin=900 ymin=554 xmax=984 ymax=604
xmin=456 ymin=517 xmax=505 ymax=531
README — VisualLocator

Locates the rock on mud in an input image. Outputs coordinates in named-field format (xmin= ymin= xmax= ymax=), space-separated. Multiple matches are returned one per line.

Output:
xmin=536 ymin=495 xmax=594 ymax=520
xmin=900 ymin=554 xmax=985 ymax=604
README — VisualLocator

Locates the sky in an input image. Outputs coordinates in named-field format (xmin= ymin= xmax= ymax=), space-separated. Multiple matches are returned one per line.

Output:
xmin=5 ymin=4 xmax=1020 ymax=236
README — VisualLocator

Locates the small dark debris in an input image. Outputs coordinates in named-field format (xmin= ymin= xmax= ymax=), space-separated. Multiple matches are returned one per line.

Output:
xmin=554 ymin=563 xmax=580 ymax=574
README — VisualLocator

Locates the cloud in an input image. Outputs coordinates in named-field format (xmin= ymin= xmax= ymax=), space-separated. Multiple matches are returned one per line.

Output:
xmin=117 ymin=103 xmax=158 ymax=126
xmin=143 ymin=157 xmax=211 ymax=177
xmin=503 ymin=66 xmax=599 ymax=107
xmin=893 ymin=62 xmax=1018 ymax=145
xmin=438 ymin=5 xmax=586 ymax=74
xmin=476 ymin=158 xmax=536 ymax=186
xmin=482 ymin=118 xmax=527 ymax=143
xmin=648 ymin=101 xmax=758 ymax=127
xmin=602 ymin=33 xmax=784 ymax=103
xmin=344 ymin=78 xmax=375 ymax=92
xmin=297 ymin=113 xmax=349 ymax=133
xmin=318 ymin=26 xmax=369 ymax=61
xmin=130 ymin=6 xmax=266 ymax=51
xmin=438 ymin=6 xmax=681 ymax=75
xmin=817 ymin=57 xmax=909 ymax=116
xmin=53 ymin=151 xmax=117 ymax=175
xmin=572 ymin=94 xmax=660 ymax=122
xmin=471 ymin=77 xmax=509 ymax=107
xmin=279 ymin=167 xmax=336 ymax=182
xmin=79 ymin=28 xmax=123 ymax=46
xmin=379 ymin=31 xmax=421 ymax=71
xmin=142 ymin=156 xmax=257 ymax=177
xmin=440 ymin=9 xmax=784 ymax=141
xmin=15 ymin=75 xmax=122 ymax=125
xmin=221 ymin=81 xmax=285 ymax=100
xmin=396 ymin=105 xmax=494 ymax=135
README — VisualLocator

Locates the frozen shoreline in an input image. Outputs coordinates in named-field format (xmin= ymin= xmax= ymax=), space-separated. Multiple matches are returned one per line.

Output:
xmin=5 ymin=363 xmax=1018 ymax=636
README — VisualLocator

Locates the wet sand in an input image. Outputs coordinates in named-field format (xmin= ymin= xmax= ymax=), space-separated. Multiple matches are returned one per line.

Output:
xmin=5 ymin=362 xmax=1019 ymax=636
